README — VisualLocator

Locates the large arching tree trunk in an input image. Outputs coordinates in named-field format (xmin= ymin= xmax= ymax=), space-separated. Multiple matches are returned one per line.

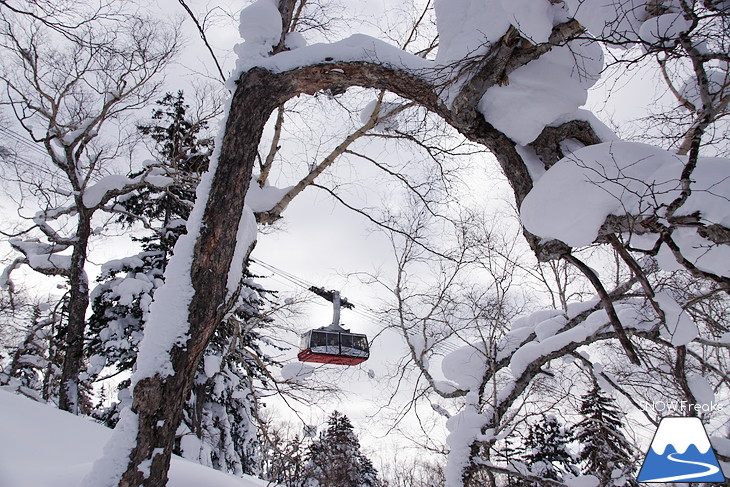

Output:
xmin=115 ymin=18 xmax=608 ymax=487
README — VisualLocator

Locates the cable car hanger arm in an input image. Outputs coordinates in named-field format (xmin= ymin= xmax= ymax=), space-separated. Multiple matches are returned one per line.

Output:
xmin=308 ymin=286 xmax=355 ymax=309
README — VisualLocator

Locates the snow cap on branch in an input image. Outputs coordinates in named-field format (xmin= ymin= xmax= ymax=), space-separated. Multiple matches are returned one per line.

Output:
xmin=9 ymin=238 xmax=72 ymax=274
xmin=478 ymin=39 xmax=603 ymax=144
xmin=441 ymin=345 xmax=488 ymax=390
xmin=235 ymin=0 xmax=283 ymax=65
xmin=521 ymin=141 xmax=730 ymax=278
xmin=238 ymin=0 xmax=282 ymax=46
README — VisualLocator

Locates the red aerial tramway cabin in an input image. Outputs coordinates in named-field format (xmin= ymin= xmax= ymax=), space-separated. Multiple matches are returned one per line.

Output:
xmin=297 ymin=288 xmax=370 ymax=366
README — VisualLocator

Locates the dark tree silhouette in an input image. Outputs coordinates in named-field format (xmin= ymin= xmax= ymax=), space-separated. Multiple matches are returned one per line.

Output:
xmin=306 ymin=411 xmax=381 ymax=487
xmin=522 ymin=415 xmax=578 ymax=483
xmin=574 ymin=386 xmax=638 ymax=487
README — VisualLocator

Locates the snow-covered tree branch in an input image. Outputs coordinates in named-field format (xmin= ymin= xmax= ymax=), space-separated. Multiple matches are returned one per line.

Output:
xmin=0 ymin=4 xmax=179 ymax=413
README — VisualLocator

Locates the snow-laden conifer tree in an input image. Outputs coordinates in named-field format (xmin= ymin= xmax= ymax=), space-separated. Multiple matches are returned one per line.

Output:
xmin=86 ymin=91 xmax=214 ymax=424
xmin=176 ymin=295 xmax=277 ymax=476
xmin=0 ymin=302 xmax=57 ymax=400
xmin=574 ymin=386 xmax=638 ymax=487
xmin=521 ymin=415 xmax=578 ymax=484
xmin=86 ymin=91 xmax=213 ymax=384
xmin=305 ymin=411 xmax=381 ymax=487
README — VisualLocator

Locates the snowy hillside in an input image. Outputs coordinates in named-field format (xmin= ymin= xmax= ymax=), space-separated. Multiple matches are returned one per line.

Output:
xmin=0 ymin=390 xmax=270 ymax=487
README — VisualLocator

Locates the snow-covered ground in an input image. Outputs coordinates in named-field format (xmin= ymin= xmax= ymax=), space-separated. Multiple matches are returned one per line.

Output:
xmin=0 ymin=390 xmax=271 ymax=487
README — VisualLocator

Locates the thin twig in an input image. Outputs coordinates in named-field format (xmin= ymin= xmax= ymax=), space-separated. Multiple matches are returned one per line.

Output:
xmin=177 ymin=0 xmax=226 ymax=83
xmin=563 ymin=253 xmax=642 ymax=365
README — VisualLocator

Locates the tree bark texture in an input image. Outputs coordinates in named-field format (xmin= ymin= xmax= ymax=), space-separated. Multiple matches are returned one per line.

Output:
xmin=58 ymin=209 xmax=92 ymax=414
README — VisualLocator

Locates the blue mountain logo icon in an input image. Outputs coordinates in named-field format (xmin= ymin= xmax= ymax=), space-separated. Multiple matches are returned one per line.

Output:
xmin=638 ymin=416 xmax=726 ymax=483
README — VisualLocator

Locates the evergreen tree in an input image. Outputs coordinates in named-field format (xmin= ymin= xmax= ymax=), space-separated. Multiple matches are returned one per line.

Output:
xmin=305 ymin=411 xmax=381 ymax=487
xmin=87 ymin=90 xmax=211 ymax=390
xmin=124 ymin=90 xmax=213 ymax=262
xmin=574 ymin=385 xmax=638 ymax=487
xmin=1 ymin=305 xmax=54 ymax=400
xmin=176 ymin=294 xmax=278 ymax=476
xmin=87 ymin=92 xmax=275 ymax=474
xmin=521 ymin=415 xmax=578 ymax=483
xmin=86 ymin=91 xmax=211 ymax=424
xmin=0 ymin=295 xmax=92 ymax=410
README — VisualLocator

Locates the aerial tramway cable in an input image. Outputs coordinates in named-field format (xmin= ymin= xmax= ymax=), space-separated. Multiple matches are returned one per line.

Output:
xmin=249 ymin=258 xmax=381 ymax=323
